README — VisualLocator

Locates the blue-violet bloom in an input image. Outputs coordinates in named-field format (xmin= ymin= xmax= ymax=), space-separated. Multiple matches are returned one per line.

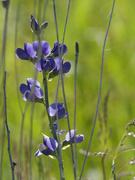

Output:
xmin=48 ymin=103 xmax=67 ymax=120
xmin=61 ymin=130 xmax=84 ymax=149
xmin=51 ymin=42 xmax=67 ymax=58
xmin=20 ymin=78 xmax=43 ymax=102
xmin=48 ymin=57 xmax=71 ymax=79
xmin=65 ymin=129 xmax=84 ymax=144
xmin=34 ymin=135 xmax=58 ymax=156
xmin=32 ymin=41 xmax=51 ymax=57
xmin=15 ymin=43 xmax=36 ymax=60
xmin=35 ymin=57 xmax=55 ymax=73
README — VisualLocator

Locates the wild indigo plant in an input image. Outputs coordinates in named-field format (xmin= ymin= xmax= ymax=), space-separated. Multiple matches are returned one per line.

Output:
xmin=15 ymin=14 xmax=84 ymax=179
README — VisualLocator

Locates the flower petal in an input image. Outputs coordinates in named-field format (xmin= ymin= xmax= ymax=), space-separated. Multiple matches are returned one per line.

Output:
xmin=62 ymin=61 xmax=71 ymax=73
xmin=58 ymin=108 xmax=65 ymax=119
xmin=41 ymin=148 xmax=52 ymax=156
xmin=51 ymin=42 xmax=67 ymax=57
xmin=24 ymin=43 xmax=36 ymax=58
xmin=32 ymin=41 xmax=39 ymax=52
xmin=27 ymin=78 xmax=41 ymax=89
xmin=34 ymin=87 xmax=43 ymax=99
xmin=54 ymin=58 xmax=60 ymax=71
xmin=66 ymin=129 xmax=77 ymax=142
xmin=75 ymin=134 xmax=84 ymax=143
xmin=34 ymin=149 xmax=43 ymax=156
xmin=32 ymin=41 xmax=51 ymax=57
xmin=24 ymin=91 xmax=36 ymax=102
xmin=22 ymin=94 xmax=27 ymax=101
xmin=43 ymin=61 xmax=50 ymax=72
xmin=15 ymin=48 xmax=29 ymax=60
xmin=41 ymin=41 xmax=51 ymax=56
xmin=35 ymin=59 xmax=43 ymax=71
xmin=45 ymin=137 xmax=58 ymax=151
xmin=20 ymin=83 xmax=29 ymax=94
xmin=48 ymin=103 xmax=63 ymax=117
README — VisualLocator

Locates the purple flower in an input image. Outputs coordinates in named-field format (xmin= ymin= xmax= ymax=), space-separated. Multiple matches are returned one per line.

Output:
xmin=32 ymin=41 xmax=51 ymax=57
xmin=34 ymin=135 xmax=58 ymax=156
xmin=15 ymin=43 xmax=36 ymax=60
xmin=51 ymin=42 xmax=67 ymax=58
xmin=48 ymin=57 xmax=71 ymax=80
xmin=48 ymin=103 xmax=67 ymax=120
xmin=20 ymin=78 xmax=43 ymax=102
xmin=31 ymin=14 xmax=40 ymax=34
xmin=35 ymin=57 xmax=55 ymax=72
xmin=65 ymin=129 xmax=84 ymax=143
xmin=61 ymin=130 xmax=84 ymax=149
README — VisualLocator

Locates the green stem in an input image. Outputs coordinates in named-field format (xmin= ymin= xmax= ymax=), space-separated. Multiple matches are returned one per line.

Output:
xmin=43 ymin=73 xmax=57 ymax=141
xmin=43 ymin=73 xmax=65 ymax=180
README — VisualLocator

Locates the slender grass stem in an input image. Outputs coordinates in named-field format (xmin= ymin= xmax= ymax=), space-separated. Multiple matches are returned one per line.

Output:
xmin=53 ymin=0 xmax=76 ymax=178
xmin=79 ymin=0 xmax=115 ymax=179
xmin=0 ymin=2 xmax=9 ymax=178
xmin=55 ymin=72 xmax=65 ymax=180
xmin=74 ymin=42 xmax=79 ymax=179
xmin=43 ymin=74 xmax=58 ymax=140
xmin=14 ymin=0 xmax=22 ymax=114
xmin=0 ymin=113 xmax=5 ymax=180
xmin=29 ymin=102 xmax=35 ymax=180
xmin=52 ymin=1 xmax=66 ymax=179
xmin=3 ymin=71 xmax=15 ymax=180
xmin=60 ymin=0 xmax=77 ymax=178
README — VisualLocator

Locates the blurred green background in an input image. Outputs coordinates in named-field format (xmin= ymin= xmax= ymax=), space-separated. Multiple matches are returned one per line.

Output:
xmin=1 ymin=0 xmax=135 ymax=179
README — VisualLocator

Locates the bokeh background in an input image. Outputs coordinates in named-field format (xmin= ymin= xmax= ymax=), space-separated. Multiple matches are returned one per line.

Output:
xmin=1 ymin=0 xmax=135 ymax=179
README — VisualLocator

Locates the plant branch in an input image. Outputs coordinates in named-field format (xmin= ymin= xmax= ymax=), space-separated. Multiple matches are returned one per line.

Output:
xmin=3 ymin=71 xmax=15 ymax=180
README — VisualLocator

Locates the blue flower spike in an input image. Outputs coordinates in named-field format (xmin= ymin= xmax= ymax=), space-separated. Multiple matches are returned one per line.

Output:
xmin=19 ymin=78 xmax=44 ymax=103
xmin=48 ymin=103 xmax=67 ymax=120
xmin=34 ymin=135 xmax=58 ymax=157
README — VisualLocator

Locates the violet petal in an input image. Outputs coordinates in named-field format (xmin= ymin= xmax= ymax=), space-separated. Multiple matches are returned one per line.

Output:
xmin=66 ymin=129 xmax=77 ymax=142
xmin=34 ymin=87 xmax=43 ymax=99
xmin=27 ymin=78 xmax=41 ymax=89
xmin=46 ymin=137 xmax=58 ymax=151
xmin=62 ymin=61 xmax=71 ymax=73
xmin=34 ymin=149 xmax=43 ymax=156
xmin=15 ymin=48 xmax=29 ymax=60
xmin=35 ymin=59 xmax=43 ymax=71
xmin=24 ymin=43 xmax=36 ymax=58
xmin=41 ymin=41 xmax=51 ymax=56
xmin=75 ymin=134 xmax=84 ymax=143
xmin=58 ymin=108 xmax=65 ymax=119
xmin=20 ymin=84 xmax=29 ymax=94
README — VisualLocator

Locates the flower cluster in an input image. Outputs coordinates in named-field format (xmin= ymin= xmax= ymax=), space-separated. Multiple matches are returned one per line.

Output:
xmin=34 ymin=130 xmax=84 ymax=157
xmin=15 ymin=16 xmax=71 ymax=81
xmin=16 ymin=14 xmax=84 ymax=159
